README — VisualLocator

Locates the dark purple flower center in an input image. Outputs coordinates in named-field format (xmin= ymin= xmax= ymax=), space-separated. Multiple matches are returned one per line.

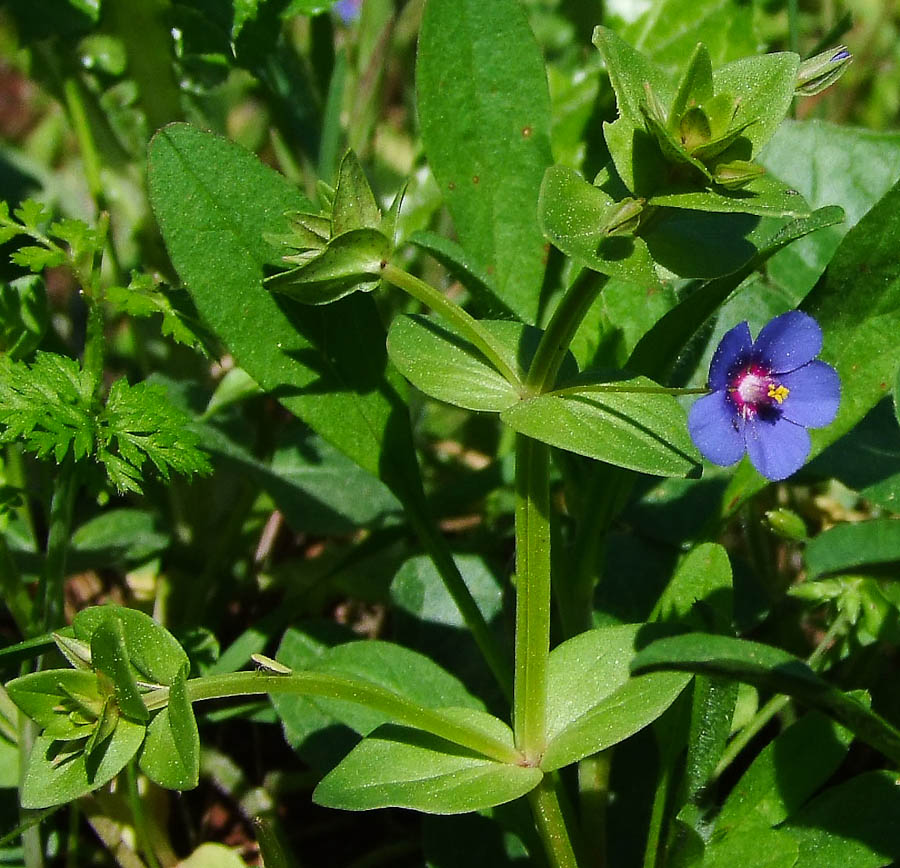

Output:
xmin=727 ymin=363 xmax=790 ymax=419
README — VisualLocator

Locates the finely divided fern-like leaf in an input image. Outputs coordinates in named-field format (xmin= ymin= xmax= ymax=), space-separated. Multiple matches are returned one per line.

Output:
xmin=0 ymin=353 xmax=95 ymax=462
xmin=106 ymin=276 xmax=212 ymax=354
xmin=99 ymin=380 xmax=211 ymax=491
xmin=0 ymin=353 xmax=210 ymax=492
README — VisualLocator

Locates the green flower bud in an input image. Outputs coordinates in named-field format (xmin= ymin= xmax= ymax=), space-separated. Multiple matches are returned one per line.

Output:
xmin=713 ymin=159 xmax=765 ymax=189
xmin=765 ymin=507 xmax=808 ymax=541
xmin=601 ymin=197 xmax=646 ymax=236
xmin=796 ymin=46 xmax=852 ymax=96
xmin=679 ymin=106 xmax=712 ymax=152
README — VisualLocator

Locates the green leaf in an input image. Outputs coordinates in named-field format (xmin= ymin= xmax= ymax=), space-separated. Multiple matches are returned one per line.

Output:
xmin=6 ymin=669 xmax=103 ymax=730
xmin=500 ymin=381 xmax=701 ymax=478
xmin=70 ymin=509 xmax=170 ymax=568
xmin=763 ymin=121 xmax=900 ymax=297
xmin=267 ymin=228 xmax=390 ymax=304
xmin=74 ymin=605 xmax=189 ymax=688
xmin=391 ymin=554 xmax=503 ymax=629
xmin=139 ymin=665 xmax=199 ymax=790
xmin=804 ymin=519 xmax=900 ymax=580
xmin=106 ymin=274 xmax=212 ymax=353
xmin=20 ymin=717 xmax=146 ymax=809
xmin=721 ymin=175 xmax=900 ymax=514
xmin=620 ymin=0 xmax=760 ymax=71
xmin=100 ymin=378 xmax=212 ymax=492
xmin=702 ymin=828 xmax=799 ymax=868
xmin=388 ymin=316 xmax=574 ymax=413
xmin=650 ymin=172 xmax=811 ymax=218
xmin=782 ymin=771 xmax=900 ymax=867
xmin=10 ymin=246 xmax=66 ymax=273
xmin=416 ymin=0 xmax=552 ymax=324
xmin=148 ymin=123 xmax=421 ymax=501
xmin=593 ymin=26 xmax=673 ymax=131
xmin=0 ymin=353 xmax=95 ymax=463
xmin=200 ymin=419 xmax=401 ymax=535
xmin=313 ymin=724 xmax=541 ymax=814
xmin=628 ymin=205 xmax=845 ymax=380
xmin=89 ymin=619 xmax=150 ymax=723
xmin=0 ymin=275 xmax=48 ymax=360
xmin=711 ymin=52 xmax=800 ymax=158
xmin=177 ymin=843 xmax=249 ymax=868
xmin=538 ymin=166 xmax=661 ymax=285
xmin=540 ymin=625 xmax=690 ymax=771
xmin=716 ymin=711 xmax=854 ymax=832
xmin=653 ymin=543 xmax=733 ymax=630
xmin=631 ymin=633 xmax=900 ymax=765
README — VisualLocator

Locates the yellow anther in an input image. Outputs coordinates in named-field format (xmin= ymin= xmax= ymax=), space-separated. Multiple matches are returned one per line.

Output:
xmin=768 ymin=383 xmax=789 ymax=404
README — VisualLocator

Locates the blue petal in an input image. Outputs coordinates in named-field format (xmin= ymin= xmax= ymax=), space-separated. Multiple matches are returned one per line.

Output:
xmin=753 ymin=311 xmax=823 ymax=374
xmin=744 ymin=414 xmax=810 ymax=480
xmin=780 ymin=361 xmax=841 ymax=428
xmin=688 ymin=391 xmax=745 ymax=466
xmin=709 ymin=322 xmax=752 ymax=390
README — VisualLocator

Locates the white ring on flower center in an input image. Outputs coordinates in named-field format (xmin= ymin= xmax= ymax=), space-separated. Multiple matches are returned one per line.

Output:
xmin=736 ymin=371 xmax=770 ymax=406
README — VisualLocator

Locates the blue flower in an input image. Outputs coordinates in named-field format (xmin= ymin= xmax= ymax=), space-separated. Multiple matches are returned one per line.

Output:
xmin=334 ymin=0 xmax=362 ymax=23
xmin=688 ymin=311 xmax=840 ymax=481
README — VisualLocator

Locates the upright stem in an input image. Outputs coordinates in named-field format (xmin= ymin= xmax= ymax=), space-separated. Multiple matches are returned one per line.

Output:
xmin=513 ymin=435 xmax=551 ymax=761
xmin=578 ymin=753 xmax=610 ymax=867
xmin=62 ymin=77 xmax=103 ymax=205
xmin=38 ymin=458 xmax=77 ymax=631
xmin=380 ymin=263 xmax=522 ymax=388
xmin=526 ymin=271 xmax=607 ymax=392
xmin=528 ymin=778 xmax=580 ymax=868
xmin=125 ymin=763 xmax=161 ymax=868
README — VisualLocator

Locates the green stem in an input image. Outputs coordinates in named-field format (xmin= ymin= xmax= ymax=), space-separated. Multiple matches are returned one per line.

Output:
xmin=125 ymin=763 xmax=161 ymax=868
xmin=38 ymin=458 xmax=77 ymax=631
xmin=528 ymin=778 xmax=580 ymax=868
xmin=527 ymin=270 xmax=607 ymax=392
xmin=578 ymin=753 xmax=610 ymax=868
xmin=19 ymin=717 xmax=43 ymax=868
xmin=406 ymin=507 xmax=513 ymax=701
xmin=381 ymin=263 xmax=522 ymax=388
xmin=642 ymin=759 xmax=672 ymax=868
xmin=712 ymin=611 xmax=849 ymax=780
xmin=146 ymin=672 xmax=521 ymax=764
xmin=62 ymin=77 xmax=103 ymax=205
xmin=513 ymin=435 xmax=551 ymax=761
xmin=548 ymin=384 xmax=709 ymax=399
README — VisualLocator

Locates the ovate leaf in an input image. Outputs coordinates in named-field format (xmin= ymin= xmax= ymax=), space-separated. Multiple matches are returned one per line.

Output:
xmin=148 ymin=124 xmax=420 ymax=502
xmin=500 ymin=381 xmax=701 ymax=478
xmin=139 ymin=665 xmax=199 ymax=789
xmin=313 ymin=724 xmax=540 ymax=814
xmin=416 ymin=0 xmax=552 ymax=323
xmin=541 ymin=625 xmax=690 ymax=771
xmin=21 ymin=718 xmax=146 ymax=809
